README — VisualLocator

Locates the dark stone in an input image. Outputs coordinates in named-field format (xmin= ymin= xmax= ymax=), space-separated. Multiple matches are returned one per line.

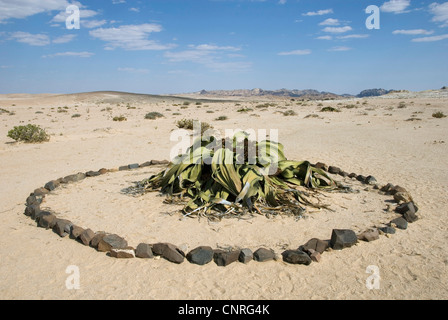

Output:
xmin=139 ymin=161 xmax=152 ymax=168
xmin=330 ymin=229 xmax=358 ymax=250
xmin=379 ymin=226 xmax=396 ymax=234
xmin=380 ymin=183 xmax=394 ymax=192
xmin=339 ymin=171 xmax=349 ymax=177
xmin=253 ymin=248 xmax=275 ymax=262
xmin=152 ymin=243 xmax=185 ymax=264
xmin=300 ymin=238 xmax=329 ymax=254
xmin=26 ymin=194 xmax=41 ymax=206
xmin=33 ymin=187 xmax=49 ymax=196
xmin=86 ymin=171 xmax=101 ymax=177
xmin=37 ymin=212 xmax=57 ymax=229
xmin=53 ymin=219 xmax=73 ymax=237
xmin=358 ymin=229 xmax=380 ymax=242
xmin=24 ymin=204 xmax=40 ymax=218
xmin=70 ymin=225 xmax=85 ymax=239
xmin=348 ymin=173 xmax=357 ymax=179
xmin=282 ymin=250 xmax=312 ymax=265
xmin=395 ymin=202 xmax=419 ymax=223
xmin=98 ymin=168 xmax=108 ymax=175
xmin=187 ymin=246 xmax=214 ymax=265
xmin=328 ymin=166 xmax=341 ymax=174
xmin=150 ymin=160 xmax=170 ymax=165
xmin=118 ymin=165 xmax=129 ymax=171
xmin=90 ymin=232 xmax=107 ymax=249
xmin=390 ymin=217 xmax=408 ymax=230
xmin=110 ymin=247 xmax=135 ymax=259
xmin=213 ymin=250 xmax=240 ymax=267
xmin=356 ymin=175 xmax=367 ymax=183
xmin=396 ymin=202 xmax=418 ymax=214
xmin=128 ymin=163 xmax=139 ymax=169
xmin=135 ymin=243 xmax=154 ymax=259
xmin=34 ymin=210 xmax=51 ymax=222
xmin=79 ymin=228 xmax=95 ymax=246
xmin=238 ymin=248 xmax=253 ymax=264
xmin=387 ymin=185 xmax=407 ymax=195
xmin=98 ymin=234 xmax=128 ymax=252
xmin=365 ymin=176 xmax=377 ymax=185
xmin=64 ymin=173 xmax=86 ymax=183
xmin=314 ymin=162 xmax=328 ymax=171
xmin=44 ymin=180 xmax=60 ymax=191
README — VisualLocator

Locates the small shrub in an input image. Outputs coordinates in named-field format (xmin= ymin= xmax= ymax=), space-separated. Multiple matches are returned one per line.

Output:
xmin=237 ymin=107 xmax=253 ymax=113
xmin=145 ymin=112 xmax=164 ymax=120
xmin=176 ymin=118 xmax=213 ymax=134
xmin=343 ymin=104 xmax=357 ymax=109
xmin=317 ymin=103 xmax=323 ymax=107
xmin=432 ymin=111 xmax=446 ymax=118
xmin=215 ymin=116 xmax=228 ymax=121
xmin=195 ymin=102 xmax=202 ymax=106
xmin=304 ymin=114 xmax=319 ymax=119
xmin=398 ymin=101 xmax=406 ymax=108
xmin=283 ymin=110 xmax=297 ymax=116
xmin=183 ymin=101 xmax=191 ymax=106
xmin=7 ymin=124 xmax=50 ymax=143
xmin=71 ymin=114 xmax=82 ymax=118
xmin=113 ymin=115 xmax=127 ymax=122
xmin=320 ymin=106 xmax=340 ymax=112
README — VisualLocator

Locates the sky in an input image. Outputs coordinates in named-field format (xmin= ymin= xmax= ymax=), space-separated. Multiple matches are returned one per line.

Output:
xmin=0 ymin=0 xmax=447 ymax=95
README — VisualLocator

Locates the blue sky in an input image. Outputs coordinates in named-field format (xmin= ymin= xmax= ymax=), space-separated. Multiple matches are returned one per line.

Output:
xmin=0 ymin=0 xmax=447 ymax=95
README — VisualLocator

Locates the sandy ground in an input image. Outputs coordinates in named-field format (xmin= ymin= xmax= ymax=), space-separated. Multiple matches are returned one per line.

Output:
xmin=0 ymin=91 xmax=447 ymax=300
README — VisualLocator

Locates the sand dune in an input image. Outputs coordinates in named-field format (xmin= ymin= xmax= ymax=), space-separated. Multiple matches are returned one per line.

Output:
xmin=0 ymin=91 xmax=447 ymax=300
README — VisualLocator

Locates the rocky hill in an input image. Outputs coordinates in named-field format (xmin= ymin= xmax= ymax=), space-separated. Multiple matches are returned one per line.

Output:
xmin=196 ymin=88 xmax=346 ymax=100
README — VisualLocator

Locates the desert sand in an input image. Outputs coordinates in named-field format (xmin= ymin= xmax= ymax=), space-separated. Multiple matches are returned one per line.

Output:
xmin=0 ymin=90 xmax=447 ymax=300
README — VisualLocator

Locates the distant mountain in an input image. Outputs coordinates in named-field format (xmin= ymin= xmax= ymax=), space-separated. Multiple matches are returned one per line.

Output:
xmin=357 ymin=88 xmax=392 ymax=98
xmin=197 ymin=88 xmax=345 ymax=100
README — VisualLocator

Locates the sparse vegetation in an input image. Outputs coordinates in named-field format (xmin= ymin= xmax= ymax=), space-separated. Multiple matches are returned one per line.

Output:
xmin=304 ymin=114 xmax=319 ymax=119
xmin=215 ymin=116 xmax=228 ymax=121
xmin=176 ymin=118 xmax=213 ymax=134
xmin=183 ymin=101 xmax=191 ymax=106
xmin=398 ymin=101 xmax=407 ymax=108
xmin=113 ymin=115 xmax=127 ymax=122
xmin=342 ymin=104 xmax=357 ymax=109
xmin=320 ymin=106 xmax=340 ymax=113
xmin=237 ymin=107 xmax=254 ymax=113
xmin=255 ymin=103 xmax=275 ymax=109
xmin=7 ymin=124 xmax=50 ymax=143
xmin=432 ymin=111 xmax=446 ymax=118
xmin=283 ymin=110 xmax=297 ymax=116
xmin=71 ymin=114 xmax=82 ymax=118
xmin=145 ymin=112 xmax=164 ymax=120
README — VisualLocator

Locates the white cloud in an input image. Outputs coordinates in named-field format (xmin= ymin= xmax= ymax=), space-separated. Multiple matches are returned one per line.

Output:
xmin=129 ymin=7 xmax=140 ymax=12
xmin=278 ymin=49 xmax=312 ymax=56
xmin=380 ymin=0 xmax=411 ymax=14
xmin=328 ymin=46 xmax=352 ymax=52
xmin=118 ymin=67 xmax=149 ymax=74
xmin=43 ymin=51 xmax=94 ymax=58
xmin=51 ymin=9 xmax=99 ymax=23
xmin=165 ymin=44 xmax=251 ymax=73
xmin=112 ymin=0 xmax=126 ymax=3
xmin=52 ymin=34 xmax=76 ymax=43
xmin=319 ymin=18 xmax=340 ymax=26
xmin=316 ymin=35 xmax=333 ymax=40
xmin=190 ymin=44 xmax=241 ymax=51
xmin=411 ymin=34 xmax=448 ymax=42
xmin=337 ymin=34 xmax=369 ymax=39
xmin=10 ymin=31 xmax=50 ymax=46
xmin=302 ymin=9 xmax=333 ymax=16
xmin=0 ymin=0 xmax=70 ymax=22
xmin=323 ymin=26 xmax=352 ymax=33
xmin=278 ymin=0 xmax=287 ymax=4
xmin=393 ymin=29 xmax=434 ymax=35
xmin=82 ymin=19 xmax=107 ymax=29
xmin=429 ymin=2 xmax=448 ymax=27
xmin=89 ymin=24 xmax=176 ymax=51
